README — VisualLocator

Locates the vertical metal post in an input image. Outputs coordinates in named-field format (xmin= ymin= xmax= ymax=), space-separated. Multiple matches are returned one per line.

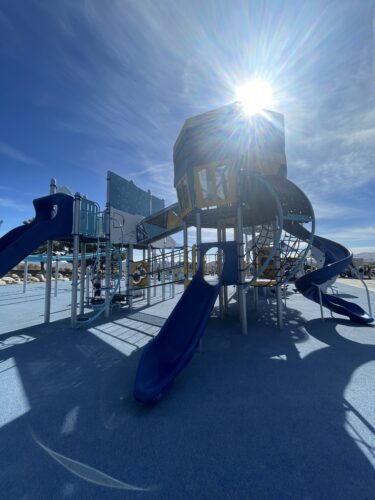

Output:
xmin=147 ymin=245 xmax=151 ymax=306
xmin=104 ymin=205 xmax=111 ymax=318
xmin=363 ymin=281 xmax=373 ymax=317
xmin=276 ymin=285 xmax=283 ymax=328
xmin=183 ymin=222 xmax=189 ymax=287
xmin=79 ymin=242 xmax=86 ymax=315
xmin=196 ymin=210 xmax=202 ymax=266
xmin=171 ymin=248 xmax=175 ymax=299
xmin=274 ymin=217 xmax=283 ymax=329
xmin=217 ymin=224 xmax=224 ymax=319
xmin=71 ymin=192 xmax=81 ymax=327
xmin=142 ymin=248 xmax=146 ymax=300
xmin=318 ymin=286 xmax=324 ymax=321
xmin=252 ymin=225 xmax=259 ymax=310
xmin=222 ymin=226 xmax=229 ymax=314
xmin=350 ymin=265 xmax=373 ymax=317
xmin=245 ymin=231 xmax=250 ymax=278
xmin=23 ymin=260 xmax=28 ymax=293
xmin=85 ymin=265 xmax=91 ymax=306
xmin=54 ymin=257 xmax=59 ymax=297
xmin=236 ymin=177 xmax=247 ymax=335
xmin=44 ymin=177 xmax=57 ymax=323
xmin=127 ymin=244 xmax=133 ymax=310
xmin=196 ymin=211 xmax=203 ymax=353
xmin=153 ymin=249 xmax=157 ymax=297
xmin=162 ymin=248 xmax=166 ymax=301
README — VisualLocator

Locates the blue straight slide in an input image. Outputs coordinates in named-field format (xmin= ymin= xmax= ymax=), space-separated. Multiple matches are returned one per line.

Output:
xmin=285 ymin=221 xmax=373 ymax=324
xmin=0 ymin=193 xmax=73 ymax=278
xmin=134 ymin=270 xmax=223 ymax=403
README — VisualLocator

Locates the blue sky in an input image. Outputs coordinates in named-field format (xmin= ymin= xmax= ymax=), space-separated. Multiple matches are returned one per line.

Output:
xmin=0 ymin=0 xmax=374 ymax=254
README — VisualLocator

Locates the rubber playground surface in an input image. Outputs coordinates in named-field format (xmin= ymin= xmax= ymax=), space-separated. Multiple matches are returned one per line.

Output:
xmin=0 ymin=280 xmax=374 ymax=499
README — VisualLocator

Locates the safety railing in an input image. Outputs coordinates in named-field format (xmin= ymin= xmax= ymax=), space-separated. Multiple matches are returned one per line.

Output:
xmin=80 ymin=198 xmax=104 ymax=238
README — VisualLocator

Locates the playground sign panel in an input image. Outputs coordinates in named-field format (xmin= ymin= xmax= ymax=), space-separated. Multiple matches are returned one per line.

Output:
xmin=107 ymin=171 xmax=165 ymax=245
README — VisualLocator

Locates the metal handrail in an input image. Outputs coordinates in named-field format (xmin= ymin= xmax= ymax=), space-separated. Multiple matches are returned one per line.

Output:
xmin=349 ymin=264 xmax=373 ymax=317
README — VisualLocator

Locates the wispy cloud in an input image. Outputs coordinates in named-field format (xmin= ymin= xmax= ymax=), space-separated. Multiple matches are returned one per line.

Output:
xmin=0 ymin=142 xmax=43 ymax=168
xmin=2 ymin=0 xmax=373 ymax=258
xmin=0 ymin=196 xmax=30 ymax=212
xmin=126 ymin=159 xmax=176 ymax=204
xmin=321 ymin=225 xmax=375 ymax=247
xmin=310 ymin=199 xmax=362 ymax=221
xmin=289 ymin=148 xmax=375 ymax=200
xmin=318 ymin=229 xmax=375 ymax=254
xmin=350 ymin=246 xmax=375 ymax=255
xmin=30 ymin=1 xmax=344 ymax=162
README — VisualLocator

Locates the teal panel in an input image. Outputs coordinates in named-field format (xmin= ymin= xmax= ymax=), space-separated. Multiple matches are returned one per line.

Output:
xmin=80 ymin=198 xmax=103 ymax=238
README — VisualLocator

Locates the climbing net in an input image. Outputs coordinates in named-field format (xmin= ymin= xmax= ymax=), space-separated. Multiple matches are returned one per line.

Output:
xmin=244 ymin=222 xmax=311 ymax=287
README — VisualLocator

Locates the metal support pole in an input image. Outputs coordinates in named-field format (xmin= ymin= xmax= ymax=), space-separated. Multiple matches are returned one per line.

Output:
xmin=318 ymin=286 xmax=324 ymax=321
xmin=147 ymin=245 xmax=151 ymax=306
xmin=245 ymin=231 xmax=250 ymax=278
xmin=252 ymin=225 xmax=259 ymax=310
xmin=217 ymin=224 xmax=224 ymax=319
xmin=363 ymin=281 xmax=373 ymax=317
xmin=222 ymin=226 xmax=229 ymax=314
xmin=153 ymin=249 xmax=157 ymax=297
xmin=127 ymin=244 xmax=133 ymax=310
xmin=183 ymin=222 xmax=189 ymax=287
xmin=197 ymin=217 xmax=204 ymax=352
xmin=350 ymin=265 xmax=373 ymax=317
xmin=44 ymin=177 xmax=57 ymax=323
xmin=196 ymin=210 xmax=202 ymax=266
xmin=79 ymin=242 xmax=86 ymax=315
xmin=104 ymin=205 xmax=111 ymax=318
xmin=23 ymin=260 xmax=28 ymax=293
xmin=236 ymin=184 xmax=247 ymax=335
xmin=85 ymin=266 xmax=91 ymax=306
xmin=54 ymin=257 xmax=59 ymax=297
xmin=274 ymin=217 xmax=283 ymax=329
xmin=196 ymin=220 xmax=204 ymax=352
xmin=71 ymin=192 xmax=81 ymax=327
xmin=171 ymin=248 xmax=175 ymax=299
xmin=142 ymin=248 xmax=146 ymax=299
xmin=162 ymin=249 xmax=166 ymax=301
xmin=276 ymin=285 xmax=283 ymax=329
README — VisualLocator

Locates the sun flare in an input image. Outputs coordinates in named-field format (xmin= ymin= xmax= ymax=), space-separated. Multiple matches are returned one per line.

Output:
xmin=235 ymin=78 xmax=273 ymax=115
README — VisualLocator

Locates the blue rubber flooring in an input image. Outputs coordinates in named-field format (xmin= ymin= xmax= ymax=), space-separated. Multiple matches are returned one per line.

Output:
xmin=0 ymin=280 xmax=374 ymax=499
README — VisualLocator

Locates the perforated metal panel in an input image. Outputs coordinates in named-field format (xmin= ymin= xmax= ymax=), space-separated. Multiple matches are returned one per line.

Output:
xmin=108 ymin=171 xmax=164 ymax=217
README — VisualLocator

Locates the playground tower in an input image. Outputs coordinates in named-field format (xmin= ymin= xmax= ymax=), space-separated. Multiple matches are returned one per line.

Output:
xmin=173 ymin=102 xmax=314 ymax=332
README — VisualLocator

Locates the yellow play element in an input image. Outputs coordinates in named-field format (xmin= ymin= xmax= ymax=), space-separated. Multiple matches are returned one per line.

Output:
xmin=258 ymin=247 xmax=276 ymax=280
xmin=193 ymin=161 xmax=236 ymax=209
xmin=176 ymin=174 xmax=192 ymax=217
xmin=131 ymin=260 xmax=149 ymax=288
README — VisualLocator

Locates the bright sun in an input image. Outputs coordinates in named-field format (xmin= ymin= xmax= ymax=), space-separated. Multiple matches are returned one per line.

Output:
xmin=235 ymin=78 xmax=273 ymax=116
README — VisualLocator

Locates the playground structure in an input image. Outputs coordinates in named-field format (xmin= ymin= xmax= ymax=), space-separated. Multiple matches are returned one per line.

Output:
xmin=134 ymin=102 xmax=374 ymax=402
xmin=0 ymin=101 xmax=373 ymax=403
xmin=0 ymin=175 xmax=184 ymax=327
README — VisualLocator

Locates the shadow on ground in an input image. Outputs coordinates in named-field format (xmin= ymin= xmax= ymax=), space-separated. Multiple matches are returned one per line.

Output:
xmin=0 ymin=299 xmax=374 ymax=499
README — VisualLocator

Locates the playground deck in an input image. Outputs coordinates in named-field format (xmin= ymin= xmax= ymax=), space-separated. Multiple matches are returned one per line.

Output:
xmin=0 ymin=280 xmax=374 ymax=499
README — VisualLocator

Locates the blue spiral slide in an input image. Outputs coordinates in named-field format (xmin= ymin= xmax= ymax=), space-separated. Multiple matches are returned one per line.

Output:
xmin=285 ymin=221 xmax=373 ymax=324
xmin=0 ymin=193 xmax=73 ymax=279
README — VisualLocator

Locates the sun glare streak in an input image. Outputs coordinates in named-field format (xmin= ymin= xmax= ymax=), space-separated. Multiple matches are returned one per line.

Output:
xmin=235 ymin=78 xmax=273 ymax=115
xmin=32 ymin=431 xmax=155 ymax=491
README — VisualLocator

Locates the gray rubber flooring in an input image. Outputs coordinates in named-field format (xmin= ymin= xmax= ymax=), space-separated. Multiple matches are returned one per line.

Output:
xmin=0 ymin=280 xmax=374 ymax=499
